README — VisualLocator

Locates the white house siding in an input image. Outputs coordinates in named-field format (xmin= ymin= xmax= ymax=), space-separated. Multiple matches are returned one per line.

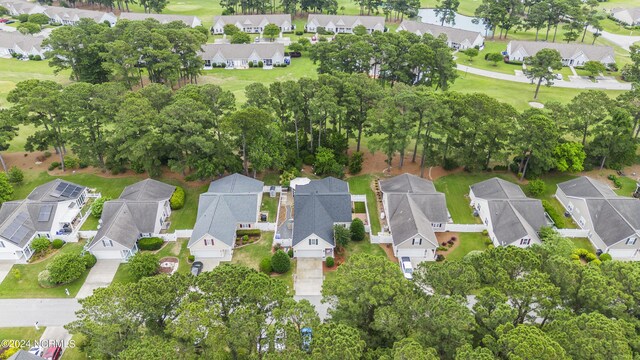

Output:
xmin=607 ymin=248 xmax=640 ymax=259
xmin=189 ymin=236 xmax=233 ymax=259
xmin=0 ymin=241 xmax=27 ymax=260
xmin=293 ymin=234 xmax=333 ymax=258
xmin=555 ymin=189 xmax=594 ymax=234
xmin=394 ymin=238 xmax=436 ymax=259
xmin=89 ymin=238 xmax=132 ymax=260
xmin=505 ymin=235 xmax=541 ymax=248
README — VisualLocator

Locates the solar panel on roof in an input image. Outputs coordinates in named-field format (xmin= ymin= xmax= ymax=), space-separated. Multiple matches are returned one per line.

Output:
xmin=38 ymin=204 xmax=53 ymax=222
xmin=1 ymin=212 xmax=32 ymax=244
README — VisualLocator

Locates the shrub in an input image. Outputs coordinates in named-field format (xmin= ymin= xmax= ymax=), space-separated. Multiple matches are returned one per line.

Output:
xmin=484 ymin=238 xmax=493 ymax=245
xmin=91 ymin=197 xmax=111 ymax=218
xmin=11 ymin=268 xmax=21 ymax=281
xmin=44 ymin=151 xmax=52 ymax=158
xmin=259 ymin=256 xmax=272 ymax=274
xmin=7 ymin=166 xmax=24 ymax=184
xmin=443 ymin=158 xmax=458 ymax=171
xmin=585 ymin=252 xmax=597 ymax=262
xmin=47 ymin=253 xmax=86 ymax=284
xmin=38 ymin=270 xmax=55 ymax=288
xmin=51 ymin=239 xmax=64 ymax=249
xmin=249 ymin=61 xmax=254 ymax=68
xmin=242 ymin=234 xmax=249 ymax=243
xmin=447 ymin=239 xmax=455 ymax=245
xmin=326 ymin=256 xmax=334 ymax=267
xmin=170 ymin=186 xmax=185 ymax=210
xmin=64 ymin=155 xmax=80 ymax=169
xmin=271 ymin=250 xmax=291 ymax=273
xmin=48 ymin=161 xmax=60 ymax=171
xmin=435 ymin=254 xmax=445 ymax=261
xmin=236 ymin=229 xmax=261 ymax=237
xmin=481 ymin=229 xmax=488 ymax=236
xmin=493 ymin=165 xmax=507 ymax=171
xmin=188 ymin=255 xmax=195 ymax=262
xmin=287 ymin=248 xmax=294 ymax=257
xmin=295 ymin=30 xmax=304 ymax=36
xmin=303 ymin=154 xmax=315 ymax=166
xmin=138 ymin=237 xmax=164 ymax=251
xmin=599 ymin=253 xmax=612 ymax=262
xmin=527 ymin=179 xmax=546 ymax=197
xmin=17 ymin=13 xmax=28 ymax=22
xmin=350 ymin=218 xmax=365 ymax=241
xmin=258 ymin=61 xmax=264 ymax=67
xmin=437 ymin=246 xmax=447 ymax=251
xmin=441 ymin=242 xmax=448 ymax=247
xmin=541 ymin=200 xmax=566 ymax=228
xmin=128 ymin=252 xmax=160 ymax=280
xmin=31 ymin=237 xmax=51 ymax=253
xmin=348 ymin=151 xmax=364 ymax=174
xmin=82 ymin=253 xmax=97 ymax=269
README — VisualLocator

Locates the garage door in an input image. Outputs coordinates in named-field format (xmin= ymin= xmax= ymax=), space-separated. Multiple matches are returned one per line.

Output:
xmin=193 ymin=250 xmax=225 ymax=258
xmin=93 ymin=250 xmax=123 ymax=260
xmin=396 ymin=249 xmax=428 ymax=258
xmin=294 ymin=249 xmax=324 ymax=258
xmin=607 ymin=249 xmax=639 ymax=259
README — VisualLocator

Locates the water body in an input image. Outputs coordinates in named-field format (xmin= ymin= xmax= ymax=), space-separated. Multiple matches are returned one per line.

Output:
xmin=417 ymin=8 xmax=493 ymax=37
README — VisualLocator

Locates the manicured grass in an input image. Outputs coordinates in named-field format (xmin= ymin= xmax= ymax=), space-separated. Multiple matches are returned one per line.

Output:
xmin=599 ymin=17 xmax=639 ymax=36
xmin=347 ymin=174 xmax=381 ymax=234
xmin=260 ymin=171 xmax=281 ymax=186
xmin=261 ymin=194 xmax=279 ymax=222
xmin=0 ymin=327 xmax=45 ymax=343
xmin=615 ymin=176 xmax=638 ymax=197
xmin=231 ymin=232 xmax=294 ymax=290
xmin=571 ymin=237 xmax=596 ymax=253
xmin=0 ymin=241 xmax=90 ymax=298
xmin=446 ymin=232 xmax=489 ymax=261
xmin=112 ymin=239 xmax=192 ymax=285
xmin=61 ymin=335 xmax=87 ymax=360
xmin=166 ymin=181 xmax=208 ymax=230
xmin=343 ymin=238 xmax=387 ymax=258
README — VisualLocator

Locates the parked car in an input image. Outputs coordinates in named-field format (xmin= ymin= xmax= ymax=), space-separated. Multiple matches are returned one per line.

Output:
xmin=288 ymin=51 xmax=302 ymax=58
xmin=400 ymin=257 xmax=413 ymax=280
xmin=28 ymin=346 xmax=43 ymax=356
xmin=301 ymin=327 xmax=312 ymax=352
xmin=43 ymin=346 xmax=62 ymax=360
xmin=191 ymin=261 xmax=203 ymax=276
xmin=0 ymin=18 xmax=8 ymax=23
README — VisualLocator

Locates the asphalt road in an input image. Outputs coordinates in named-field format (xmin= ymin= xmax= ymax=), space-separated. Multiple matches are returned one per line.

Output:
xmin=0 ymin=299 xmax=80 ymax=327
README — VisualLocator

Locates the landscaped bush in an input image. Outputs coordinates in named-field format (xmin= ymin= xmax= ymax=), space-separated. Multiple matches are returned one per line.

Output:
xmin=350 ymin=218 xmax=365 ymax=241
xmin=608 ymin=174 xmax=622 ymax=188
xmin=447 ymin=239 xmax=455 ymax=246
xmin=259 ymin=256 xmax=272 ymax=274
xmin=128 ymin=252 xmax=160 ymax=280
xmin=82 ymin=253 xmax=97 ymax=269
xmin=437 ymin=246 xmax=447 ymax=251
xmin=64 ymin=155 xmax=80 ymax=169
xmin=303 ymin=154 xmax=315 ymax=166
xmin=348 ymin=151 xmax=364 ymax=174
xmin=271 ymin=250 xmax=291 ymax=273
xmin=527 ymin=179 xmax=546 ymax=197
xmin=31 ymin=237 xmax=51 ymax=254
xmin=236 ymin=229 xmax=261 ymax=237
xmin=258 ymin=61 xmax=264 ymax=67
xmin=599 ymin=253 xmax=612 ymax=262
xmin=16 ymin=13 xmax=28 ymax=22
xmin=7 ymin=166 xmax=24 ymax=184
xmin=481 ymin=229 xmax=488 ymax=236
xmin=326 ymin=256 xmax=334 ymax=267
xmin=138 ymin=237 xmax=164 ymax=251
xmin=43 ymin=151 xmax=52 ymax=158
xmin=542 ymin=200 xmax=566 ymax=228
xmin=484 ymin=238 xmax=493 ymax=246
xmin=573 ymin=248 xmax=597 ymax=263
xmin=295 ymin=30 xmax=304 ymax=36
xmin=188 ymin=255 xmax=195 ymax=262
xmin=435 ymin=254 xmax=445 ymax=261
xmin=48 ymin=162 xmax=60 ymax=171
xmin=287 ymin=248 xmax=294 ymax=257
xmin=443 ymin=158 xmax=458 ymax=170
xmin=47 ymin=253 xmax=86 ymax=284
xmin=441 ymin=241 xmax=448 ymax=247
xmin=90 ymin=197 xmax=111 ymax=218
xmin=170 ymin=186 xmax=185 ymax=210
xmin=493 ymin=165 xmax=507 ymax=171
xmin=51 ymin=239 xmax=64 ymax=249
xmin=38 ymin=270 xmax=55 ymax=288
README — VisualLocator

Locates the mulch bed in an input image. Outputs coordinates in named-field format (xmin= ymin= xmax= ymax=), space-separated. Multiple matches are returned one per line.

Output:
xmin=159 ymin=257 xmax=179 ymax=274
xmin=322 ymin=250 xmax=346 ymax=273
xmin=436 ymin=232 xmax=461 ymax=258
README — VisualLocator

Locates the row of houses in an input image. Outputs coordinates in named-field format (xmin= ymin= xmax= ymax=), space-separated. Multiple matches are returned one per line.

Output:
xmin=0 ymin=31 xmax=46 ymax=59
xmin=610 ymin=7 xmax=640 ymax=26
xmin=505 ymin=40 xmax=615 ymax=67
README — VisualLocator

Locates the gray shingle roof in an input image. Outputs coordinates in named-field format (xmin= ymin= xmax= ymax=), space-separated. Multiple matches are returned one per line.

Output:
xmin=292 ymin=178 xmax=351 ymax=246
xmin=212 ymin=14 xmax=292 ymax=27
xmin=586 ymin=199 xmax=637 ymax=246
xmin=119 ymin=179 xmax=175 ymax=202
xmin=27 ymin=179 xmax=86 ymax=202
xmin=380 ymin=173 xmax=437 ymax=194
xmin=307 ymin=14 xmax=385 ymax=29
xmin=487 ymin=199 xmax=546 ymax=245
xmin=470 ymin=177 xmax=526 ymax=200
xmin=8 ymin=350 xmax=44 ymax=360
xmin=557 ymin=176 xmax=617 ymax=198
xmin=119 ymin=12 xmax=199 ymax=26
xmin=397 ymin=20 xmax=482 ymax=45
xmin=189 ymin=174 xmax=263 ymax=247
xmin=0 ymin=32 xmax=45 ymax=53
xmin=200 ymin=43 xmax=285 ymax=61
xmin=43 ymin=6 xmax=113 ymax=21
xmin=508 ymin=40 xmax=615 ymax=63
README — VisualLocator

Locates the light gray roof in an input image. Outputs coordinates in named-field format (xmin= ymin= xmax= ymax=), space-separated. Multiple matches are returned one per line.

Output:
xmin=0 ymin=201 xmax=37 ymax=247
xmin=8 ymin=350 xmax=44 ymax=360
xmin=488 ymin=199 xmax=546 ymax=245
xmin=43 ymin=6 xmax=114 ymax=22
xmin=212 ymin=14 xmax=292 ymax=27
xmin=557 ymin=177 xmax=617 ymax=198
xmin=611 ymin=8 xmax=640 ymax=23
xmin=200 ymin=43 xmax=284 ymax=61
xmin=508 ymin=40 xmax=615 ymax=63
xmin=189 ymin=174 xmax=263 ymax=247
xmin=470 ymin=177 xmax=526 ymax=200
xmin=119 ymin=179 xmax=175 ymax=202
xmin=586 ymin=199 xmax=637 ymax=246
xmin=306 ymin=14 xmax=385 ymax=29
xmin=119 ymin=12 xmax=199 ymax=26
xmin=380 ymin=173 xmax=437 ymax=194
xmin=27 ymin=179 xmax=86 ymax=202
xmin=207 ymin=173 xmax=264 ymax=193
xmin=292 ymin=178 xmax=351 ymax=246
xmin=0 ymin=31 xmax=45 ymax=53
xmin=397 ymin=20 xmax=482 ymax=45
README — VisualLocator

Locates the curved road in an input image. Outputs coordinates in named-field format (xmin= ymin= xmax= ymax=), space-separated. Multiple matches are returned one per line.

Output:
xmin=589 ymin=27 xmax=640 ymax=51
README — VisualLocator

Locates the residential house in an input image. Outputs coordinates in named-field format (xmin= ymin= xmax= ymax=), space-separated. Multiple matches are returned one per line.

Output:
xmin=189 ymin=174 xmax=263 ymax=260
xmin=87 ymin=179 xmax=175 ymax=261
xmin=0 ymin=0 xmax=46 ymax=16
xmin=0 ymin=31 xmax=46 ymax=59
xmin=0 ymin=179 xmax=89 ymax=262
xmin=556 ymin=177 xmax=640 ymax=260
xmin=43 ymin=7 xmax=117 ymax=26
xmin=199 ymin=43 xmax=287 ymax=69
xmin=380 ymin=174 xmax=449 ymax=260
xmin=211 ymin=14 xmax=293 ymax=34
xmin=397 ymin=20 xmax=484 ymax=50
xmin=305 ymin=14 xmax=385 ymax=34
xmin=292 ymin=177 xmax=352 ymax=258
xmin=7 ymin=350 xmax=44 ymax=360
xmin=470 ymin=178 xmax=546 ymax=247
xmin=506 ymin=40 xmax=615 ymax=66
xmin=611 ymin=8 xmax=640 ymax=26
xmin=119 ymin=12 xmax=202 ymax=27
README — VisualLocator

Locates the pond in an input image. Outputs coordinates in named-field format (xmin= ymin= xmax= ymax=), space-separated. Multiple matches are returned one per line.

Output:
xmin=417 ymin=8 xmax=493 ymax=36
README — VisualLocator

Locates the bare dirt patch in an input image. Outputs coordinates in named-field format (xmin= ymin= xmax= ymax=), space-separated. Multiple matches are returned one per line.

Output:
xmin=435 ymin=232 xmax=461 ymax=258
xmin=379 ymin=243 xmax=398 ymax=263
xmin=159 ymin=257 xmax=179 ymax=274
xmin=352 ymin=148 xmax=462 ymax=180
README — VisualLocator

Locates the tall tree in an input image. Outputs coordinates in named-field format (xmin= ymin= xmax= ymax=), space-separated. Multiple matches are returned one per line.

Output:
xmin=225 ymin=107 xmax=273 ymax=176
xmin=434 ymin=0 xmax=460 ymax=26
xmin=523 ymin=48 xmax=563 ymax=99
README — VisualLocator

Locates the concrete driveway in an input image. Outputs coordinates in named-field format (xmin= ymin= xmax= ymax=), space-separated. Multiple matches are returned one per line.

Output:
xmin=40 ymin=326 xmax=72 ymax=354
xmin=0 ymin=261 xmax=14 ymax=284
xmin=294 ymin=258 xmax=323 ymax=296
xmin=197 ymin=258 xmax=221 ymax=272
xmin=75 ymin=260 xmax=120 ymax=299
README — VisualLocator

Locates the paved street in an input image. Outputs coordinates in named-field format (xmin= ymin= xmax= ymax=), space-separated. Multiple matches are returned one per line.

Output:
xmin=75 ymin=260 xmax=120 ymax=299
xmin=589 ymin=27 xmax=640 ymax=51
xmin=0 ymin=299 xmax=80 ymax=327
xmin=294 ymin=258 xmax=323 ymax=296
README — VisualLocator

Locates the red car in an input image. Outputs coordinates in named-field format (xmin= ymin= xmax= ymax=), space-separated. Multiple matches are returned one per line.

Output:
xmin=0 ymin=19 xmax=8 ymax=23
xmin=43 ymin=346 xmax=62 ymax=360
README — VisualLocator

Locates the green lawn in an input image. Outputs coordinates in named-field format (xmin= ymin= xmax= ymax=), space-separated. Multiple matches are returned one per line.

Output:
xmin=347 ymin=174 xmax=381 ymax=234
xmin=112 ymin=239 xmax=192 ymax=285
xmin=446 ymin=232 xmax=490 ymax=261
xmin=0 ymin=58 xmax=71 ymax=109
xmin=571 ymin=237 xmax=596 ymax=253
xmin=61 ymin=335 xmax=87 ymax=360
xmin=0 ymin=241 xmax=90 ymax=298
xmin=615 ymin=176 xmax=638 ymax=197
xmin=0 ymin=327 xmax=46 ymax=350
xmin=325 ymin=238 xmax=388 ymax=283
xmin=166 ymin=181 xmax=208 ymax=230
xmin=260 ymin=171 xmax=281 ymax=186
xmin=261 ymin=194 xmax=279 ymax=222
xmin=231 ymin=232 xmax=294 ymax=291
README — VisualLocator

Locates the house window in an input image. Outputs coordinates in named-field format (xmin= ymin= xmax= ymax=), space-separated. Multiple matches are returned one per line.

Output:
xmin=412 ymin=238 xmax=422 ymax=245
xmin=484 ymin=218 xmax=488 ymax=225
xmin=579 ymin=217 xmax=586 ymax=227
xmin=432 ymin=223 xmax=441 ymax=229
xmin=626 ymin=237 xmax=637 ymax=245
xmin=0 ymin=241 xmax=4 ymax=248
xmin=204 ymin=239 xmax=214 ymax=246
xmin=309 ymin=238 xmax=318 ymax=246
xmin=102 ymin=239 xmax=113 ymax=247
xmin=239 ymin=224 xmax=252 ymax=229
xmin=520 ymin=238 xmax=531 ymax=245
xmin=204 ymin=59 xmax=211 ymax=67
xmin=567 ymin=202 xmax=574 ymax=212
xmin=264 ymin=59 xmax=272 ymax=66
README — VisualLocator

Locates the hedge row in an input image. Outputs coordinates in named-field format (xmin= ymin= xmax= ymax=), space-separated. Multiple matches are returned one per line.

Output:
xmin=542 ymin=200 xmax=565 ymax=229
xmin=236 ymin=229 xmax=261 ymax=237
xmin=170 ymin=186 xmax=185 ymax=210
xmin=138 ymin=237 xmax=164 ymax=251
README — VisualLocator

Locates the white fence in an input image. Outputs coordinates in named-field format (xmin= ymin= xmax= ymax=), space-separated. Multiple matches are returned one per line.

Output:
xmin=256 ymin=222 xmax=276 ymax=231
xmin=556 ymin=228 xmax=589 ymax=238
xmin=351 ymin=194 xmax=373 ymax=234
xmin=446 ymin=224 xmax=486 ymax=232
xmin=78 ymin=229 xmax=193 ymax=241
xmin=78 ymin=230 xmax=97 ymax=239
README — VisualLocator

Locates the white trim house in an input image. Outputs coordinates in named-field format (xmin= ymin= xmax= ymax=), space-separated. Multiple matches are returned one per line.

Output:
xmin=118 ymin=13 xmax=202 ymax=27
xmin=305 ymin=14 xmax=385 ymax=34
xmin=43 ymin=7 xmax=117 ymax=27
xmin=199 ymin=43 xmax=287 ymax=69
xmin=0 ymin=32 xmax=47 ymax=59
xmin=506 ymin=41 xmax=615 ymax=66
xmin=611 ymin=8 xmax=640 ymax=26
xmin=397 ymin=20 xmax=484 ymax=50
xmin=211 ymin=14 xmax=293 ymax=34
xmin=0 ymin=0 xmax=46 ymax=16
